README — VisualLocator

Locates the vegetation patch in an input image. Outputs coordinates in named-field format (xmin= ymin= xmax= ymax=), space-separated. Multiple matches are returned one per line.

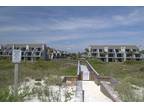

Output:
xmin=0 ymin=59 xmax=77 ymax=89
xmin=88 ymin=59 xmax=144 ymax=101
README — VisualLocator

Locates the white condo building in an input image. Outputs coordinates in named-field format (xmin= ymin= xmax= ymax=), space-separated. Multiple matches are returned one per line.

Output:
xmin=88 ymin=45 xmax=143 ymax=62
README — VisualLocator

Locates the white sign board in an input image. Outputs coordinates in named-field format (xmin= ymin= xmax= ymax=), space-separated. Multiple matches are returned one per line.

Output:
xmin=12 ymin=50 xmax=21 ymax=63
xmin=83 ymin=71 xmax=90 ymax=80
xmin=121 ymin=47 xmax=126 ymax=53
xmin=104 ymin=47 xmax=108 ymax=52
xmin=81 ymin=65 xmax=90 ymax=80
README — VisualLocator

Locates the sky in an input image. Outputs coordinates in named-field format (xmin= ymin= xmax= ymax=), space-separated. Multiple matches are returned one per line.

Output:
xmin=0 ymin=6 xmax=144 ymax=52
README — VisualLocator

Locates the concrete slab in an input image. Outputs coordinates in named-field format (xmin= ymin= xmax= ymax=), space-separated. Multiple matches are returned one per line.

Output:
xmin=79 ymin=64 xmax=112 ymax=102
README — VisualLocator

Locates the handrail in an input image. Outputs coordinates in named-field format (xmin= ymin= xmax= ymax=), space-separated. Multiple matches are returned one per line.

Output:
xmin=85 ymin=60 xmax=100 ymax=76
xmin=77 ymin=60 xmax=80 ymax=75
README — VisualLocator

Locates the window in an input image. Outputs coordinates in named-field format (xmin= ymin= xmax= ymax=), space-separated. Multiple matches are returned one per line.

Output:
xmin=92 ymin=49 xmax=97 ymax=52
xmin=126 ymin=54 xmax=132 ymax=57
xmin=99 ymin=49 xmax=103 ymax=52
xmin=100 ymin=53 xmax=105 ymax=57
xmin=126 ymin=49 xmax=130 ymax=52
xmin=133 ymin=49 xmax=136 ymax=52
xmin=38 ymin=48 xmax=41 ymax=51
xmin=108 ymin=49 xmax=113 ymax=52
xmin=36 ymin=52 xmax=40 ymax=55
xmin=108 ymin=54 xmax=114 ymax=57
xmin=135 ymin=54 xmax=140 ymax=57
xmin=117 ymin=54 xmax=123 ymax=57
xmin=115 ymin=49 xmax=120 ymax=52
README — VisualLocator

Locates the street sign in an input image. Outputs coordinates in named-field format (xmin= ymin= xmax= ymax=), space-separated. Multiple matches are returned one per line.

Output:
xmin=12 ymin=49 xmax=21 ymax=63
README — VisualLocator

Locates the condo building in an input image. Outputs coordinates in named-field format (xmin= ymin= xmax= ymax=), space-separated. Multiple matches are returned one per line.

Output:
xmin=88 ymin=45 xmax=143 ymax=62
xmin=0 ymin=43 xmax=69 ymax=61
xmin=0 ymin=44 xmax=48 ymax=61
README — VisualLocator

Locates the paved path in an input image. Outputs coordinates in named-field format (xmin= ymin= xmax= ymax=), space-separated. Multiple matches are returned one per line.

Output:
xmin=82 ymin=81 xmax=112 ymax=102
xmin=80 ymin=65 xmax=90 ymax=80
xmin=80 ymin=65 xmax=112 ymax=102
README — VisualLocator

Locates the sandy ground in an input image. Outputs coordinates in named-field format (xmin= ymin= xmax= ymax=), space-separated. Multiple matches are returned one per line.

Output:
xmin=10 ymin=77 xmax=76 ymax=102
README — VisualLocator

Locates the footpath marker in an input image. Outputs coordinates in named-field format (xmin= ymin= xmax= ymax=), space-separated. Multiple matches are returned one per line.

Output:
xmin=12 ymin=49 xmax=21 ymax=96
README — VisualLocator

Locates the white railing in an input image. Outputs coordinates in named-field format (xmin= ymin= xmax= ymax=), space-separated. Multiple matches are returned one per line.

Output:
xmin=77 ymin=60 xmax=81 ymax=75
xmin=86 ymin=60 xmax=100 ymax=76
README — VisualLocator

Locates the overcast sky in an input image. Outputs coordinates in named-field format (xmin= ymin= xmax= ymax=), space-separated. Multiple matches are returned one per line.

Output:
xmin=0 ymin=6 xmax=144 ymax=52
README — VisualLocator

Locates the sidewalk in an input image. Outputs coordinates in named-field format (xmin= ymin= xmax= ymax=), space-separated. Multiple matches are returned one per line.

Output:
xmin=80 ymin=65 xmax=112 ymax=102
xmin=82 ymin=81 xmax=112 ymax=102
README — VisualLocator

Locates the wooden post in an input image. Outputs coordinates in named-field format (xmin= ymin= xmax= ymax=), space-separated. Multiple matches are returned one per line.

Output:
xmin=82 ymin=90 xmax=84 ymax=102
xmin=14 ymin=63 xmax=19 ymax=96
xmin=12 ymin=49 xmax=21 ymax=96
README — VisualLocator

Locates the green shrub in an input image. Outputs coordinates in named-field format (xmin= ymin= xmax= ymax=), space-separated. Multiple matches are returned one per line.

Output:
xmin=139 ymin=67 xmax=144 ymax=72
xmin=0 ymin=87 xmax=24 ymax=102
xmin=124 ymin=60 xmax=144 ymax=65
xmin=115 ymin=77 xmax=144 ymax=102
xmin=115 ymin=81 xmax=136 ymax=101
xmin=88 ymin=58 xmax=104 ymax=64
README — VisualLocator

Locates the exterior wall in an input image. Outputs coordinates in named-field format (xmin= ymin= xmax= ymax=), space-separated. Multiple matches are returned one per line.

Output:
xmin=88 ymin=45 xmax=142 ymax=62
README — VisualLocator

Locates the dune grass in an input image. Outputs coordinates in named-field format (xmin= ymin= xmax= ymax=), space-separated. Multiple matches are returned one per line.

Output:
xmin=88 ymin=59 xmax=144 ymax=101
xmin=0 ymin=58 xmax=77 ymax=88
xmin=88 ymin=59 xmax=144 ymax=87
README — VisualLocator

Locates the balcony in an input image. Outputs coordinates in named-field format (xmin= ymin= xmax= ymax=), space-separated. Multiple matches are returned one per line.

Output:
xmin=25 ymin=52 xmax=32 ymax=57
xmin=99 ymin=49 xmax=104 ymax=53
xmin=92 ymin=53 xmax=98 ymax=57
xmin=115 ymin=49 xmax=121 ymax=53
xmin=135 ymin=54 xmax=141 ymax=58
xmin=91 ymin=49 xmax=98 ymax=53
xmin=108 ymin=49 xmax=114 ymax=53
xmin=126 ymin=54 xmax=133 ymax=58
xmin=108 ymin=54 xmax=115 ymax=58
xmin=99 ymin=53 xmax=106 ymax=58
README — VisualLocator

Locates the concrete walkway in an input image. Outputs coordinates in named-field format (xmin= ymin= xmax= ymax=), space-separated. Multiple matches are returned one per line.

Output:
xmin=80 ymin=65 xmax=90 ymax=80
xmin=80 ymin=65 xmax=112 ymax=102
xmin=82 ymin=81 xmax=112 ymax=102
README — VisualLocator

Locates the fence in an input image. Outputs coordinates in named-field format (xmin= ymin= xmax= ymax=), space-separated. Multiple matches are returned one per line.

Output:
xmin=86 ymin=60 xmax=119 ymax=85
xmin=100 ymin=81 xmax=122 ymax=102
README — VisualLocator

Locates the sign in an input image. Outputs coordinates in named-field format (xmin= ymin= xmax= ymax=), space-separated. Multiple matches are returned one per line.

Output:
xmin=121 ymin=47 xmax=126 ymax=53
xmin=12 ymin=50 xmax=21 ymax=63
xmin=104 ymin=47 xmax=108 ymax=52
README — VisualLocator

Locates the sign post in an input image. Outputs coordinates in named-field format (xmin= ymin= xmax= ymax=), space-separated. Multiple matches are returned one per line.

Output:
xmin=12 ymin=49 xmax=21 ymax=96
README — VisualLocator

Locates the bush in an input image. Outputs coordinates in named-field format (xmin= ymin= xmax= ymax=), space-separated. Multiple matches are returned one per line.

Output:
xmin=115 ymin=77 xmax=144 ymax=101
xmin=139 ymin=67 xmax=144 ymax=72
xmin=115 ymin=80 xmax=136 ymax=101
xmin=88 ymin=58 xmax=104 ymax=64
xmin=0 ymin=87 xmax=24 ymax=102
xmin=124 ymin=60 xmax=144 ymax=65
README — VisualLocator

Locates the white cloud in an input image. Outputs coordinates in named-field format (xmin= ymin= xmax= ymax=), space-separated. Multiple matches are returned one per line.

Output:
xmin=0 ymin=26 xmax=42 ymax=32
xmin=112 ymin=9 xmax=144 ymax=25
xmin=48 ymin=8 xmax=144 ymax=31
xmin=49 ymin=17 xmax=110 ymax=30
xmin=34 ymin=34 xmax=84 ymax=42
xmin=0 ymin=8 xmax=144 ymax=32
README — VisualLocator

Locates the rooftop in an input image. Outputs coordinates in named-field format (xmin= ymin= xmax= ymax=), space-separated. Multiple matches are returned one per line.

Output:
xmin=89 ymin=45 xmax=138 ymax=49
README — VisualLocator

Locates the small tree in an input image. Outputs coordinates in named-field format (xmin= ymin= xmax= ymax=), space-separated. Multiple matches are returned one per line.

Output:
xmin=84 ymin=48 xmax=89 ymax=54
